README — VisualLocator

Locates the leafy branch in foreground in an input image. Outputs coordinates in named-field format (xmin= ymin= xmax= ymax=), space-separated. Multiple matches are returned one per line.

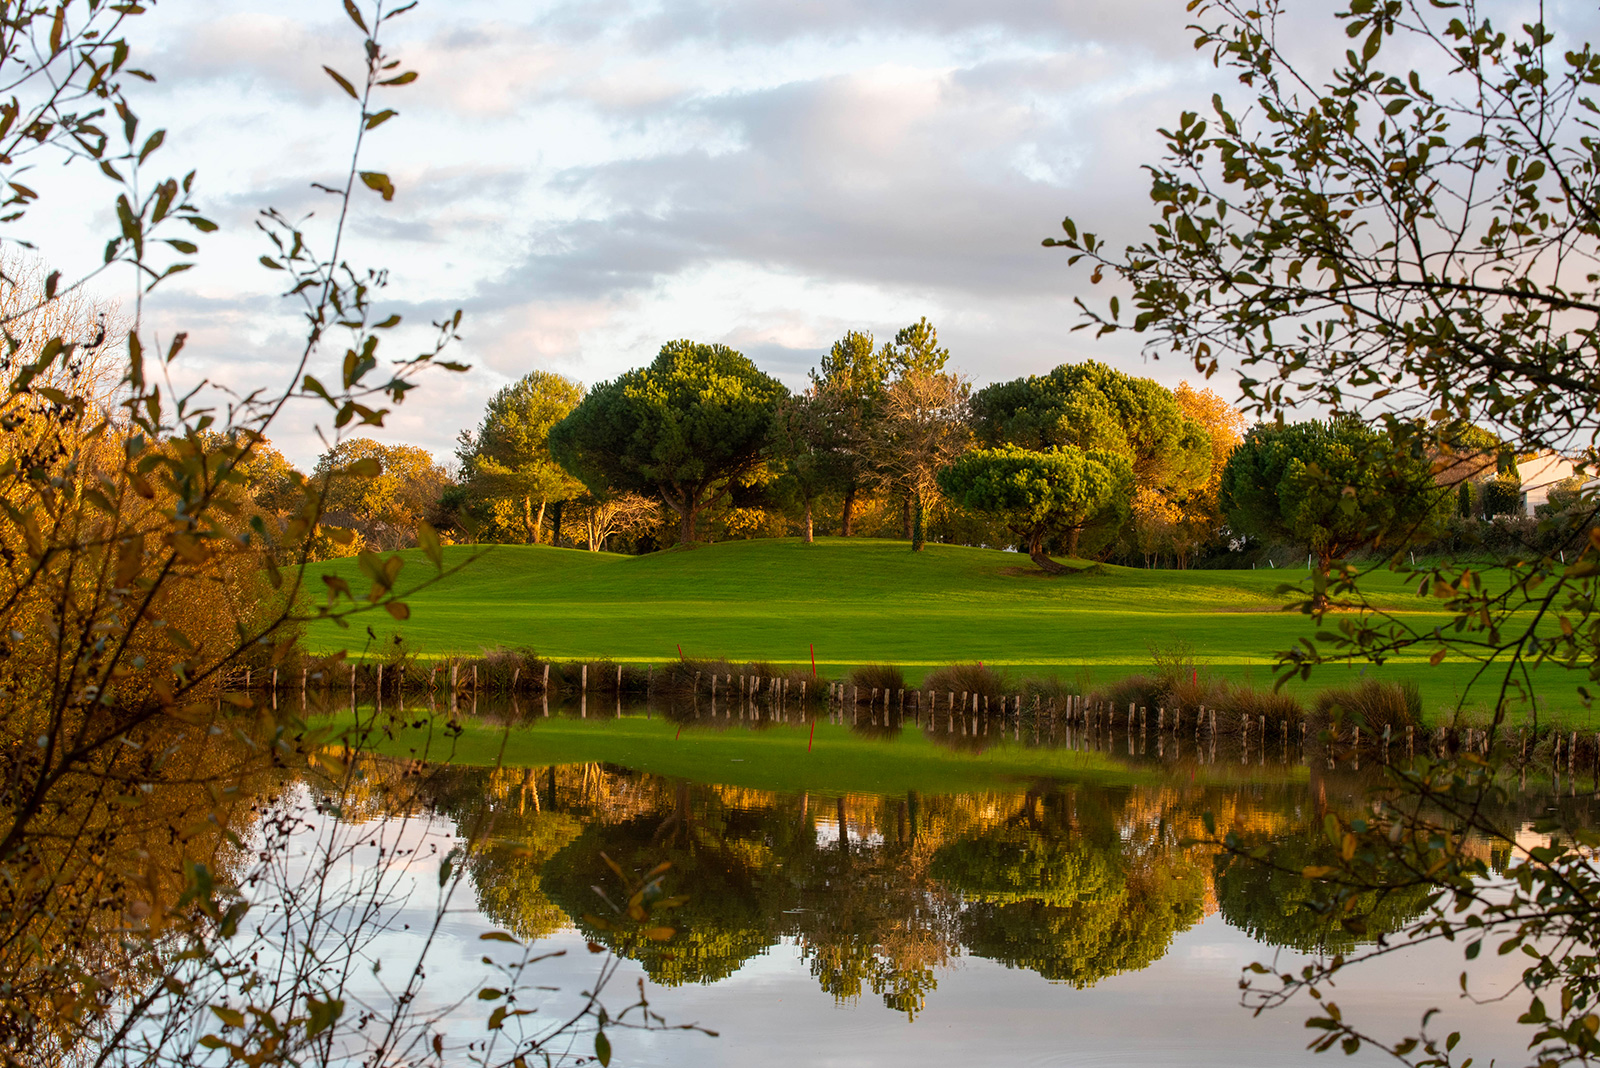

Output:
xmin=0 ymin=2 xmax=687 ymax=1065
xmin=1053 ymin=0 xmax=1600 ymax=1061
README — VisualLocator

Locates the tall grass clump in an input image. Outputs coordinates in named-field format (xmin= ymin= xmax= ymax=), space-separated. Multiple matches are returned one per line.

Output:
xmin=1017 ymin=674 xmax=1079 ymax=712
xmin=1313 ymin=680 xmax=1422 ymax=739
xmin=1090 ymin=674 xmax=1165 ymax=715
xmin=1217 ymin=681 xmax=1306 ymax=727
xmin=849 ymin=664 xmax=906 ymax=700
xmin=923 ymin=663 xmax=1007 ymax=707
xmin=649 ymin=658 xmax=735 ymax=699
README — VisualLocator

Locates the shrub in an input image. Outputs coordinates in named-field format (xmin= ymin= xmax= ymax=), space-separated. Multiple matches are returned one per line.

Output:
xmin=1090 ymin=673 xmax=1165 ymax=716
xmin=1217 ymin=681 xmax=1305 ymax=726
xmin=1017 ymin=675 xmax=1079 ymax=712
xmin=849 ymin=664 xmax=906 ymax=701
xmin=923 ymin=662 xmax=1007 ymax=707
xmin=1312 ymin=679 xmax=1422 ymax=739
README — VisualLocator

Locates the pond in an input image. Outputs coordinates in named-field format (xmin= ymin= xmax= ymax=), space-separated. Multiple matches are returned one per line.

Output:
xmin=242 ymin=692 xmax=1589 ymax=1066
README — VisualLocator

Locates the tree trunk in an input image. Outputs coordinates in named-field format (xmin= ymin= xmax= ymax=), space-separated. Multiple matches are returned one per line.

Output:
xmin=522 ymin=495 xmax=536 ymax=544
xmin=841 ymin=485 xmax=856 ymax=537
xmin=903 ymin=495 xmax=913 ymax=540
xmin=533 ymin=498 xmax=547 ymax=544
xmin=1028 ymin=532 xmax=1067 ymax=574
xmin=551 ymin=499 xmax=564 ymax=546
xmin=911 ymin=492 xmax=926 ymax=552
xmin=679 ymin=504 xmax=696 ymax=544
xmin=804 ymin=499 xmax=814 ymax=544
xmin=1066 ymin=526 xmax=1081 ymax=558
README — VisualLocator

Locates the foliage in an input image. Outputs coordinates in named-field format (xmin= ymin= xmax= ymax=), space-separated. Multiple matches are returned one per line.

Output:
xmin=549 ymin=340 xmax=787 ymax=544
xmin=970 ymin=361 xmax=1212 ymax=554
xmin=937 ymin=445 xmax=1132 ymax=572
xmin=1050 ymin=0 xmax=1600 ymax=1058
xmin=1162 ymin=382 xmax=1246 ymax=567
xmin=866 ymin=369 xmax=972 ymax=551
xmin=457 ymin=370 xmax=585 ymax=544
xmin=314 ymin=437 xmax=453 ymax=551
xmin=769 ymin=389 xmax=849 ymax=543
xmin=1220 ymin=418 xmax=1447 ymax=574
xmin=0 ymin=3 xmax=678 ymax=1065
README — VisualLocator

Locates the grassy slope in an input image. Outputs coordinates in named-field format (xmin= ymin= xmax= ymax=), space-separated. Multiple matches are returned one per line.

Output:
xmin=307 ymin=538 xmax=1582 ymax=716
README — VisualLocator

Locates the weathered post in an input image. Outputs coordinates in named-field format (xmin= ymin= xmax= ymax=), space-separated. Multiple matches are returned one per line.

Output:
xmin=543 ymin=663 xmax=550 ymax=692
xmin=582 ymin=664 xmax=588 ymax=693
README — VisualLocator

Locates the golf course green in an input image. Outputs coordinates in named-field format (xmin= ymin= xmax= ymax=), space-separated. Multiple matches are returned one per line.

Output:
xmin=306 ymin=537 xmax=1582 ymax=718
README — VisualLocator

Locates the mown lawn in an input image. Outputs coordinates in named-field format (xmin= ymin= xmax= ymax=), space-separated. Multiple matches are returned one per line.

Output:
xmin=305 ymin=537 xmax=1586 ymax=718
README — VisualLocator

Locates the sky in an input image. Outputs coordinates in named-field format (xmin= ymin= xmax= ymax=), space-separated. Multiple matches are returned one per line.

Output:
xmin=12 ymin=0 xmax=1561 ymax=467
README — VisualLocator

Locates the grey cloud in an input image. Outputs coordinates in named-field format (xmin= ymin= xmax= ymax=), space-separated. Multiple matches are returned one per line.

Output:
xmin=538 ymin=0 xmax=1200 ymax=54
xmin=473 ymin=60 xmax=1191 ymax=313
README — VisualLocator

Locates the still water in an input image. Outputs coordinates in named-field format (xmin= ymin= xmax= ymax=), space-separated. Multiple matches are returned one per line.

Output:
xmin=283 ymin=695 xmax=1583 ymax=1066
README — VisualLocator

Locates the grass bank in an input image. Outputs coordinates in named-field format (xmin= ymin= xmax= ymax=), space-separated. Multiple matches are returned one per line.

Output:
xmin=305 ymin=537 xmax=1583 ymax=719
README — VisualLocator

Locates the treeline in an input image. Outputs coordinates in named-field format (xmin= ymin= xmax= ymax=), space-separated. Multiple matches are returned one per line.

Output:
xmin=236 ymin=319 xmax=1578 ymax=569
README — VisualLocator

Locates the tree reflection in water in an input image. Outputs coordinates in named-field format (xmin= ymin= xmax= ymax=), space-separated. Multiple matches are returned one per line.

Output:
xmin=403 ymin=762 xmax=1428 ymax=1019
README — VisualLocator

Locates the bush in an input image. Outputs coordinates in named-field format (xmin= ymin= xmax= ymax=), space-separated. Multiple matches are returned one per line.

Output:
xmin=923 ymin=662 xmax=1007 ymax=707
xmin=1017 ymin=675 xmax=1079 ymax=712
xmin=848 ymin=664 xmax=906 ymax=700
xmin=1217 ymin=681 xmax=1305 ymax=726
xmin=1312 ymin=679 xmax=1421 ymax=739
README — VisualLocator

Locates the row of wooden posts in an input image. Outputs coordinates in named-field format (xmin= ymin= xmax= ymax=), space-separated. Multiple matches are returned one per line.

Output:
xmin=231 ymin=666 xmax=1596 ymax=770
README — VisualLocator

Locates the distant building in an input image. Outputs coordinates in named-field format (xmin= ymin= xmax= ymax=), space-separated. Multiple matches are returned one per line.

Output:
xmin=1517 ymin=450 xmax=1581 ymax=515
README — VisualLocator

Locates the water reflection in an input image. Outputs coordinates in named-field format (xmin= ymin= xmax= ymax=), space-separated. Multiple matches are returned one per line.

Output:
xmin=300 ymin=690 xmax=1600 ymax=1045
xmin=359 ymin=759 xmax=1433 ymax=1020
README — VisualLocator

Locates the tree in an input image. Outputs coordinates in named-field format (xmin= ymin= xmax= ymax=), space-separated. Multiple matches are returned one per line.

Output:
xmin=457 ymin=370 xmax=585 ymax=544
xmin=938 ymin=446 xmax=1132 ymax=573
xmin=549 ymin=340 xmax=788 ymax=544
xmin=770 ymin=390 xmax=848 ymax=543
xmin=1220 ymin=419 xmax=1446 ymax=577
xmin=315 ymin=438 xmax=453 ymax=551
xmin=568 ymin=491 xmax=660 ymax=552
xmin=867 ymin=369 xmax=972 ymax=551
xmin=811 ymin=330 xmax=889 ymax=536
xmin=971 ymin=362 xmax=1212 ymax=551
xmin=1168 ymin=383 xmax=1246 ymax=567
xmin=883 ymin=316 xmax=950 ymax=377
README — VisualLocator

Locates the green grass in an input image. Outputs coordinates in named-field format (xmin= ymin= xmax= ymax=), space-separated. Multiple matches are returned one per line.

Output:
xmin=306 ymin=537 xmax=1587 ymax=718
xmin=328 ymin=709 xmax=1308 ymax=796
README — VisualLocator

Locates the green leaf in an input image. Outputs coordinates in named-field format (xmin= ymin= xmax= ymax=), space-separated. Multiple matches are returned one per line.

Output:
xmin=595 ymin=1032 xmax=611 ymax=1067
xmin=418 ymin=519 xmax=442 ymax=569
xmin=323 ymin=66 xmax=360 ymax=100
xmin=343 ymin=0 xmax=369 ymax=33
xmin=365 ymin=109 xmax=398 ymax=130
xmin=211 ymin=1005 xmax=245 ymax=1029
xmin=360 ymin=171 xmax=395 ymax=201
xmin=138 ymin=129 xmax=165 ymax=163
xmin=379 ymin=71 xmax=419 ymax=86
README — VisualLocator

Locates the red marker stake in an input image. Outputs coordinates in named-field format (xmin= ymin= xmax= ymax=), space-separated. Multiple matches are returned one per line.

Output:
xmin=675 ymin=724 xmax=683 ymax=741
xmin=809 ymin=643 xmax=816 ymax=679
xmin=808 ymin=716 xmax=815 ymax=752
